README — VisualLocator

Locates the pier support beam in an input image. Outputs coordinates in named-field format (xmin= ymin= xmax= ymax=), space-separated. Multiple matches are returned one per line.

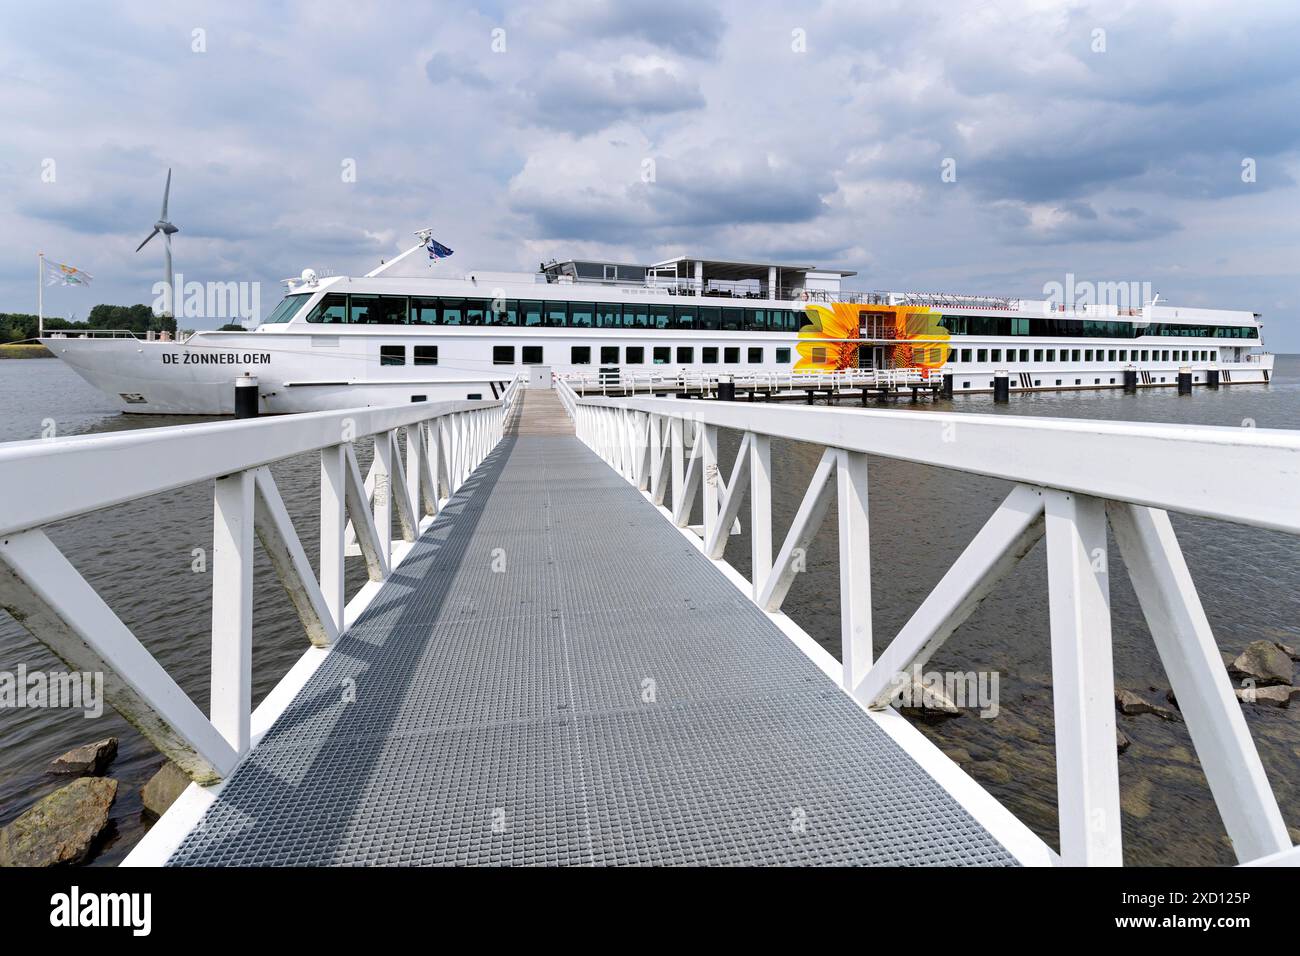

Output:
xmin=320 ymin=444 xmax=347 ymax=632
xmin=1108 ymin=502 xmax=1290 ymax=864
xmin=1044 ymin=490 xmax=1121 ymax=866
xmin=837 ymin=450 xmax=872 ymax=698
xmin=211 ymin=469 xmax=255 ymax=755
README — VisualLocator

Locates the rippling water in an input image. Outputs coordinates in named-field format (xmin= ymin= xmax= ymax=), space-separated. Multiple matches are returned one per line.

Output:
xmin=0 ymin=357 xmax=1296 ymax=866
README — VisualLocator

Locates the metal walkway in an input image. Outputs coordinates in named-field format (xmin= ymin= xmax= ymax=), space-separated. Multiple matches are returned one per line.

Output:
xmin=166 ymin=432 xmax=1015 ymax=866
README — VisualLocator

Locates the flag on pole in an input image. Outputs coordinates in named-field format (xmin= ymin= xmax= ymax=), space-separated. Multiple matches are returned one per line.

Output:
xmin=425 ymin=237 xmax=454 ymax=261
xmin=44 ymin=259 xmax=93 ymax=286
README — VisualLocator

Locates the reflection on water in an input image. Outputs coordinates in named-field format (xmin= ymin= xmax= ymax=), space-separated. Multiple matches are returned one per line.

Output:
xmin=0 ymin=357 xmax=1297 ymax=865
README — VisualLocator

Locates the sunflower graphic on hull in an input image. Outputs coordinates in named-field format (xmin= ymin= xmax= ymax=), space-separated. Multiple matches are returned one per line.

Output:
xmin=794 ymin=302 xmax=952 ymax=373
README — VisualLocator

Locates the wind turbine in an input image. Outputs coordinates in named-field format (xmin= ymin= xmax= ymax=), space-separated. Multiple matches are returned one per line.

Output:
xmin=136 ymin=168 xmax=179 ymax=315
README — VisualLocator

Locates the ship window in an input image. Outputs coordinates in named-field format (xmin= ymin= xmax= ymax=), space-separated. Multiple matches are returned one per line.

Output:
xmin=991 ymin=349 xmax=1002 ymax=362
xmin=604 ymin=265 xmax=617 ymax=280
xmin=569 ymin=302 xmax=594 ymax=328
xmin=1162 ymin=350 xmax=1170 ymax=361
xmin=624 ymin=305 xmax=650 ymax=329
xmin=595 ymin=302 xmax=621 ymax=328
xmin=654 ymin=346 xmax=671 ymax=364
xmin=674 ymin=306 xmax=698 ymax=329
xmin=493 ymin=346 xmax=515 ymax=365
xmin=1012 ymin=318 xmax=1029 ymax=335
xmin=811 ymin=347 xmax=827 ymax=364
xmin=489 ymin=299 xmax=517 ymax=326
xmin=364 ymin=296 xmax=407 ymax=324
xmin=626 ymin=346 xmax=644 ymax=364
xmin=1085 ymin=350 xmax=1093 ymax=361
xmin=414 ymin=346 xmax=438 ymax=366
xmin=776 ymin=347 xmax=791 ymax=363
xmin=698 ymin=307 xmax=722 ymax=331
xmin=262 ymin=294 xmax=309 ymax=324
xmin=977 ymin=349 xmax=987 ymax=362
xmin=462 ymin=299 xmax=487 ymax=325
xmin=724 ymin=347 xmax=740 ymax=364
xmin=441 ymin=298 xmax=465 ymax=325
xmin=1141 ymin=350 xmax=1149 ymax=361
xmin=545 ymin=303 xmax=567 ymax=327
xmin=1211 ymin=350 xmax=1217 ymax=361
xmin=677 ymin=346 xmax=695 ymax=363
xmin=411 ymin=395 xmax=427 ymax=402
xmin=1071 ymin=349 xmax=1081 ymax=361
xmin=960 ymin=349 xmax=972 ymax=362
xmin=717 ymin=308 xmax=740 ymax=332
xmin=380 ymin=345 xmax=405 ymax=366
xmin=702 ymin=347 xmax=719 ymax=364
xmin=571 ymin=346 xmax=591 ymax=365
xmin=518 ymin=300 xmax=542 ymax=327
xmin=1108 ymin=350 xmax=1117 ymax=361
xmin=522 ymin=346 xmax=544 ymax=364
xmin=748 ymin=347 xmax=763 ymax=364
xmin=306 ymin=293 xmax=348 ymax=324
xmin=410 ymin=297 xmax=440 ymax=325
xmin=1046 ymin=349 xmax=1056 ymax=361
xmin=1033 ymin=349 xmax=1043 ymax=361
xmin=601 ymin=346 xmax=619 ymax=363
xmin=467 ymin=393 xmax=482 ymax=400
xmin=745 ymin=309 xmax=768 ymax=331
xmin=649 ymin=303 xmax=672 ymax=329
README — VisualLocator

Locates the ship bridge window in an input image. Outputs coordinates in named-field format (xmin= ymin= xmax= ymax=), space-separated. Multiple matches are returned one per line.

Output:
xmin=261 ymin=294 xmax=309 ymax=324
xmin=306 ymin=293 xmax=348 ymax=324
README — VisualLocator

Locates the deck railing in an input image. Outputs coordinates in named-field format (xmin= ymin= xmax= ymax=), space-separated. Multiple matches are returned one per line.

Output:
xmin=0 ymin=377 xmax=523 ymax=785
xmin=560 ymin=367 xmax=929 ymax=396
xmin=557 ymin=376 xmax=1299 ymax=867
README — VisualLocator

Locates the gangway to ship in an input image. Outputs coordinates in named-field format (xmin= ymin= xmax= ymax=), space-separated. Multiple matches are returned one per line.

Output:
xmin=0 ymin=373 xmax=1295 ymax=867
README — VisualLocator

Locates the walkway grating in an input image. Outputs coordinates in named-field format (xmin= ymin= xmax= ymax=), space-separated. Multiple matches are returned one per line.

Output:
xmin=166 ymin=432 xmax=1016 ymax=866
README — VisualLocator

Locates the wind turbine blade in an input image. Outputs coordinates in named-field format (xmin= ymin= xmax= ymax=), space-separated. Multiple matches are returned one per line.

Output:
xmin=136 ymin=228 xmax=160 ymax=252
xmin=161 ymin=168 xmax=171 ymax=220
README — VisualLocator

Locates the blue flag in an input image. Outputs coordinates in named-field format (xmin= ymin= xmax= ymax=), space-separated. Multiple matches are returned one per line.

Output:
xmin=426 ymin=237 xmax=454 ymax=261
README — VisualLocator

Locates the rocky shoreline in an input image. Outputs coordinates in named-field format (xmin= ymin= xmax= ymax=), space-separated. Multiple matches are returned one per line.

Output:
xmin=0 ymin=736 xmax=187 ymax=867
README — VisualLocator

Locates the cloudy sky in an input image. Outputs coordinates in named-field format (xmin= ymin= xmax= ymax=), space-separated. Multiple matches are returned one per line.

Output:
xmin=2 ymin=0 xmax=1297 ymax=348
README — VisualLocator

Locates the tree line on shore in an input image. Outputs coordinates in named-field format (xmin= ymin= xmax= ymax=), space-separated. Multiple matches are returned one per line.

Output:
xmin=0 ymin=305 xmax=179 ymax=343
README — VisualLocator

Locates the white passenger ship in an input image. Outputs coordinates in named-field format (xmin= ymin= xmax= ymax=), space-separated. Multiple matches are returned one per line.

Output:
xmin=44 ymin=234 xmax=1272 ymax=415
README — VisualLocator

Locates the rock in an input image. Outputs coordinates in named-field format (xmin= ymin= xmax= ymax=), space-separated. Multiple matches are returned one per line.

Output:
xmin=48 ymin=737 xmax=118 ymax=776
xmin=895 ymin=677 xmax=962 ymax=722
xmin=141 ymin=761 xmax=191 ymax=819
xmin=0 ymin=777 xmax=117 ymax=867
xmin=1274 ymin=641 xmax=1299 ymax=662
xmin=1115 ymin=689 xmax=1180 ymax=721
xmin=1117 ymin=728 xmax=1131 ymax=753
xmin=1231 ymin=640 xmax=1294 ymax=687
xmin=1235 ymin=685 xmax=1294 ymax=708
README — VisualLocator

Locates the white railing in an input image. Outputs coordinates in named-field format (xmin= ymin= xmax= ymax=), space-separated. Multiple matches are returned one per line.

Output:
xmin=560 ymin=366 xmax=929 ymax=396
xmin=557 ymin=376 xmax=1300 ymax=867
xmin=0 ymin=380 xmax=523 ymax=785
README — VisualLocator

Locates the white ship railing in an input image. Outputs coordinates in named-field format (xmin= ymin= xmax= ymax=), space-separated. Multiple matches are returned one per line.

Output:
xmin=0 ymin=376 xmax=525 ymax=785
xmin=556 ymin=376 xmax=1300 ymax=867
xmin=560 ymin=367 xmax=929 ymax=396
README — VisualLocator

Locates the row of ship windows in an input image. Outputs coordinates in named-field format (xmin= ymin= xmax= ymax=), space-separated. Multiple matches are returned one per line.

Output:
xmin=939 ymin=315 xmax=1259 ymax=339
xmin=376 ymin=344 xmax=1220 ymax=367
xmin=954 ymin=347 xmax=1218 ymax=363
xmin=378 ymin=344 xmax=796 ymax=366
xmin=298 ymin=293 xmax=806 ymax=332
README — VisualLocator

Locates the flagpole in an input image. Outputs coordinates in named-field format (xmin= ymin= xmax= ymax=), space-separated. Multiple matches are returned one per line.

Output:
xmin=37 ymin=253 xmax=43 ymax=339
